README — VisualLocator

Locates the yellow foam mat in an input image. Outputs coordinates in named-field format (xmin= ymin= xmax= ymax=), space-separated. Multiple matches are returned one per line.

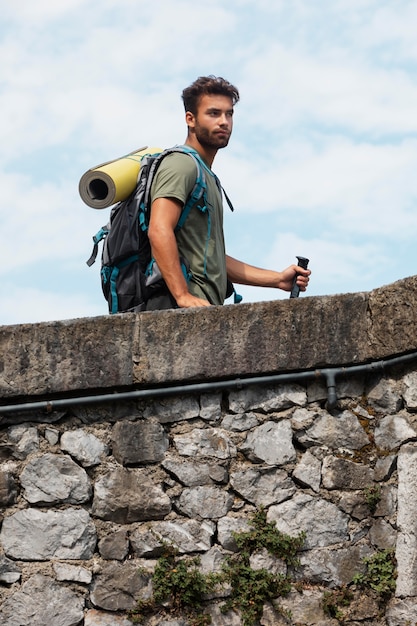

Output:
xmin=79 ymin=146 xmax=162 ymax=209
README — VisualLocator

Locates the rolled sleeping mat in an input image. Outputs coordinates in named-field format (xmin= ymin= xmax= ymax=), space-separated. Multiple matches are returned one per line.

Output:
xmin=79 ymin=146 xmax=162 ymax=209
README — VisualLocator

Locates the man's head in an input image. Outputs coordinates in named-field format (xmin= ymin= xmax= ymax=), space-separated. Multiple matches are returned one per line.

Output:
xmin=182 ymin=76 xmax=239 ymax=155
xmin=182 ymin=76 xmax=239 ymax=115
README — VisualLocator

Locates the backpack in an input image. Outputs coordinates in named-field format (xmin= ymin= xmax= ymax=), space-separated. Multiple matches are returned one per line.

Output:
xmin=86 ymin=145 xmax=241 ymax=314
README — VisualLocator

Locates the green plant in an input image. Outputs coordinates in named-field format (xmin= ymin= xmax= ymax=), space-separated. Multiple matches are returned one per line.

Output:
xmin=129 ymin=509 xmax=305 ymax=626
xmin=129 ymin=544 xmax=217 ymax=625
xmin=353 ymin=549 xmax=397 ymax=600
xmin=233 ymin=508 xmax=306 ymax=566
xmin=219 ymin=508 xmax=305 ymax=626
xmin=322 ymin=586 xmax=353 ymax=620
xmin=364 ymin=484 xmax=381 ymax=514
xmin=220 ymin=556 xmax=291 ymax=626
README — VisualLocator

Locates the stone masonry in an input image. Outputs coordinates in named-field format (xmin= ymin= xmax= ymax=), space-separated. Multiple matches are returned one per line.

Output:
xmin=1 ymin=276 xmax=417 ymax=625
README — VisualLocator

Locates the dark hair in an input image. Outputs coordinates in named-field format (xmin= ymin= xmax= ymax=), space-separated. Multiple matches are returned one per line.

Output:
xmin=182 ymin=75 xmax=240 ymax=114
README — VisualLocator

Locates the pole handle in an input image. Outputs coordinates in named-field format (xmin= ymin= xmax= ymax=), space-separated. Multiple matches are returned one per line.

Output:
xmin=289 ymin=256 xmax=310 ymax=298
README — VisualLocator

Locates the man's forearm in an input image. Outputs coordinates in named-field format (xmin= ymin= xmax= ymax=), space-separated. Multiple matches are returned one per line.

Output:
xmin=226 ymin=255 xmax=282 ymax=287
xmin=149 ymin=229 xmax=190 ymax=302
xmin=226 ymin=255 xmax=310 ymax=293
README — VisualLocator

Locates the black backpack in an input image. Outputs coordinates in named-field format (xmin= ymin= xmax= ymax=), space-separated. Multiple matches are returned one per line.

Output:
xmin=86 ymin=146 xmax=213 ymax=313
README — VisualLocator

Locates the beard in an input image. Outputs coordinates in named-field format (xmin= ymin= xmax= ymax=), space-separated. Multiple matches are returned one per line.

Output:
xmin=193 ymin=124 xmax=230 ymax=150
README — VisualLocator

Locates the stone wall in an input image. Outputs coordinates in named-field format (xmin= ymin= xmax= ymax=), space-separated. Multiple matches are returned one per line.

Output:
xmin=1 ymin=276 xmax=417 ymax=625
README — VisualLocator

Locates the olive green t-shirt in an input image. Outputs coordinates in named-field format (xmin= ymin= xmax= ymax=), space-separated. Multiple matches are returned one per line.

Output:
xmin=150 ymin=150 xmax=227 ymax=305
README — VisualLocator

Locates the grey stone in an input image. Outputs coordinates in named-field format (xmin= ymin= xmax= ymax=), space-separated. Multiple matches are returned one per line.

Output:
xmin=295 ymin=545 xmax=373 ymax=587
xmin=295 ymin=409 xmax=369 ymax=450
xmin=291 ymin=407 xmax=320 ymax=431
xmin=85 ymin=609 xmax=134 ymax=626
xmin=162 ymin=457 xmax=227 ymax=486
xmin=230 ymin=466 xmax=295 ymax=507
xmin=268 ymin=494 xmax=349 ymax=549
xmin=306 ymin=380 xmax=328 ymax=404
xmin=7 ymin=424 xmax=39 ymax=460
xmin=261 ymin=588 xmax=332 ymax=625
xmin=0 ymin=508 xmax=96 ymax=560
xmin=20 ymin=453 xmax=92 ymax=504
xmin=199 ymin=545 xmax=228 ymax=574
xmin=292 ymin=450 xmax=322 ymax=492
xmin=0 ymin=470 xmax=17 ymax=506
xmin=229 ymin=383 xmax=306 ymax=413
xmin=221 ymin=411 xmax=259 ymax=431
xmin=199 ymin=392 xmax=222 ymax=421
xmin=173 ymin=428 xmax=237 ymax=459
xmin=249 ymin=547 xmax=287 ymax=576
xmin=374 ymin=454 xmax=397 ymax=481
xmin=90 ymin=561 xmax=151 ymax=611
xmin=321 ymin=456 xmax=374 ymax=490
xmin=386 ymin=597 xmax=417 ymax=626
xmin=53 ymin=562 xmax=92 ymax=584
xmin=98 ymin=529 xmax=129 ymax=560
xmin=374 ymin=484 xmax=397 ymax=517
xmin=374 ymin=413 xmax=417 ymax=450
xmin=130 ymin=519 xmax=215 ymax=556
xmin=240 ymin=420 xmax=296 ymax=465
xmin=396 ymin=443 xmax=417 ymax=596
xmin=338 ymin=376 xmax=366 ymax=401
xmin=217 ymin=516 xmax=251 ymax=551
xmin=176 ymin=486 xmax=234 ymax=519
xmin=0 ymin=574 xmax=84 ymax=626
xmin=369 ymin=519 xmax=396 ymax=550
xmin=112 ymin=420 xmax=168 ymax=465
xmin=337 ymin=491 xmax=370 ymax=520
xmin=403 ymin=371 xmax=417 ymax=410
xmin=367 ymin=377 xmax=402 ymax=413
xmin=92 ymin=466 xmax=171 ymax=523
xmin=44 ymin=427 xmax=59 ymax=445
xmin=143 ymin=395 xmax=200 ymax=423
xmin=60 ymin=428 xmax=109 ymax=466
xmin=0 ymin=555 xmax=21 ymax=584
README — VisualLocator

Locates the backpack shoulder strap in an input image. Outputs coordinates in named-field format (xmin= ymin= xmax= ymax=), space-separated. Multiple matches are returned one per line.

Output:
xmin=137 ymin=145 xmax=207 ymax=233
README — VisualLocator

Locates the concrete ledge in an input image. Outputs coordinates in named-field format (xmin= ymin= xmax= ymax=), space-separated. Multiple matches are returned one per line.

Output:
xmin=1 ymin=275 xmax=417 ymax=399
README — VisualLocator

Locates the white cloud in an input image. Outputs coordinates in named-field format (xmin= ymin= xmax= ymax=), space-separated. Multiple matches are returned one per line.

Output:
xmin=221 ymin=136 xmax=417 ymax=235
xmin=1 ymin=0 xmax=417 ymax=324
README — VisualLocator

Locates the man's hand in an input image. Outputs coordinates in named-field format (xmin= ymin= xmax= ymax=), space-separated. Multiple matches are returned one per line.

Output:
xmin=277 ymin=264 xmax=311 ymax=293
xmin=175 ymin=293 xmax=211 ymax=308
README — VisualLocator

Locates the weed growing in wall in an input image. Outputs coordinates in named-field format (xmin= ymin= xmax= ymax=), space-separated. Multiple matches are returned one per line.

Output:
xmin=129 ymin=544 xmax=217 ymax=625
xmin=322 ymin=586 xmax=353 ymax=620
xmin=129 ymin=508 xmax=305 ymax=626
xmin=352 ymin=549 xmax=397 ymax=600
xmin=363 ymin=484 xmax=381 ymax=514
xmin=220 ymin=508 xmax=305 ymax=625
xmin=321 ymin=549 xmax=397 ymax=622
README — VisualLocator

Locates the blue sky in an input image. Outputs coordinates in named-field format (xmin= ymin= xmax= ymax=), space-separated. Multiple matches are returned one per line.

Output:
xmin=1 ymin=0 xmax=417 ymax=325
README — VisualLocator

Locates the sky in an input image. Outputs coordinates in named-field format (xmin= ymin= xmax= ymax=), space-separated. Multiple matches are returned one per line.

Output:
xmin=1 ymin=0 xmax=417 ymax=325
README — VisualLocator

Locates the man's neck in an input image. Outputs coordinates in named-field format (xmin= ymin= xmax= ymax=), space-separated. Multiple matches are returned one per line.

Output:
xmin=184 ymin=137 xmax=216 ymax=169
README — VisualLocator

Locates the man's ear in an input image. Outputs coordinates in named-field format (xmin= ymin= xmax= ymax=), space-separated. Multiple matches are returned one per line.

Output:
xmin=185 ymin=110 xmax=195 ymax=128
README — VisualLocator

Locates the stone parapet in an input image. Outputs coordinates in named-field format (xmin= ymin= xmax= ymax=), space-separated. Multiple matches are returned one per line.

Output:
xmin=1 ymin=275 xmax=417 ymax=400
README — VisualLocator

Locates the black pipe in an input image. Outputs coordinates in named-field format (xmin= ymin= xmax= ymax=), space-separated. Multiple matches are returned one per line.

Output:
xmin=1 ymin=351 xmax=417 ymax=416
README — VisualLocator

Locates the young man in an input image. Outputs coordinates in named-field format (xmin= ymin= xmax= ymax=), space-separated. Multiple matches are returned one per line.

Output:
xmin=147 ymin=75 xmax=310 ymax=310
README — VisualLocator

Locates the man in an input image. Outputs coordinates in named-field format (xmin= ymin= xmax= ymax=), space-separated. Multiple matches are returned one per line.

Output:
xmin=147 ymin=75 xmax=310 ymax=309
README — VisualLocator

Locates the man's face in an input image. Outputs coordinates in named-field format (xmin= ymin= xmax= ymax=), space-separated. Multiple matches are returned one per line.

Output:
xmin=187 ymin=94 xmax=234 ymax=149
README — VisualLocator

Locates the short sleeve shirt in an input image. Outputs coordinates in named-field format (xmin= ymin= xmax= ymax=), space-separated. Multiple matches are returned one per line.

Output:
xmin=150 ymin=150 xmax=227 ymax=305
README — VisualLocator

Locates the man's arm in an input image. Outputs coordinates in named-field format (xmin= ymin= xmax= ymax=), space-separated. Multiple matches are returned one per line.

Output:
xmin=148 ymin=197 xmax=211 ymax=308
xmin=226 ymin=255 xmax=310 ymax=293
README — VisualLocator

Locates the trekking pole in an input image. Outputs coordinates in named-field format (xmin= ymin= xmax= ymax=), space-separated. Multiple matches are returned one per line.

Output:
xmin=289 ymin=256 xmax=309 ymax=298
